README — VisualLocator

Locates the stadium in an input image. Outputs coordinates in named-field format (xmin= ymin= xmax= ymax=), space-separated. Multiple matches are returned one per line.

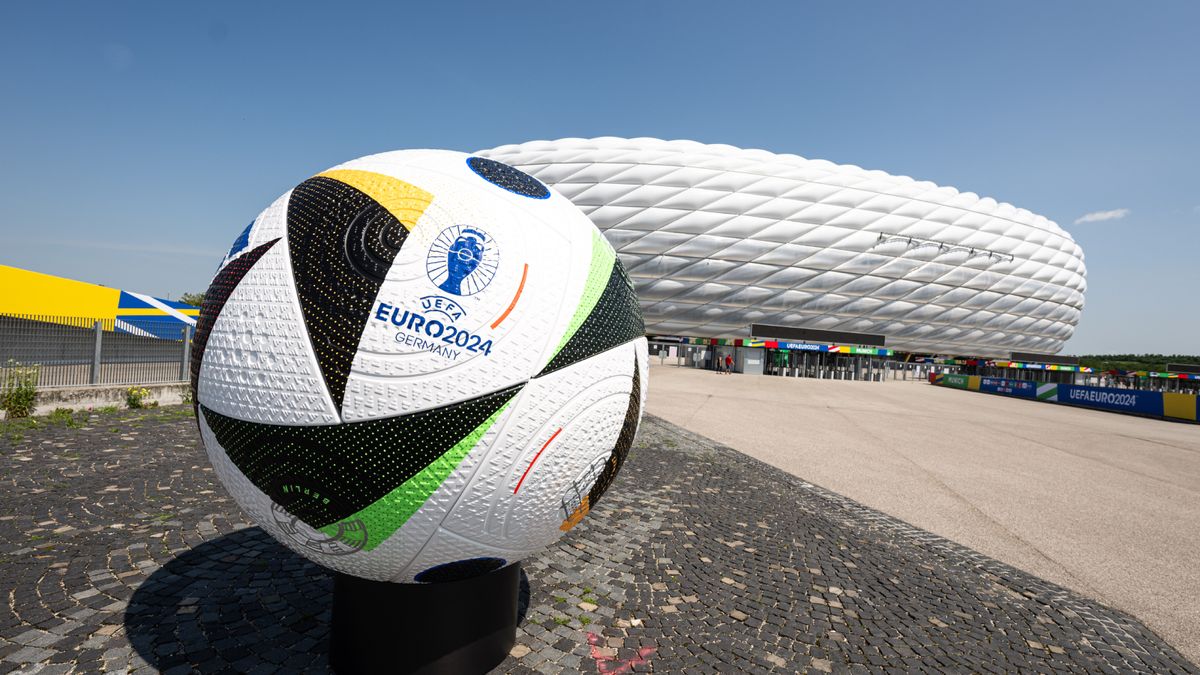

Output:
xmin=480 ymin=137 xmax=1088 ymax=361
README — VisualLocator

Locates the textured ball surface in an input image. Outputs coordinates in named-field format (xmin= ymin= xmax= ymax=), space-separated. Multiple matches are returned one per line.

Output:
xmin=192 ymin=150 xmax=647 ymax=582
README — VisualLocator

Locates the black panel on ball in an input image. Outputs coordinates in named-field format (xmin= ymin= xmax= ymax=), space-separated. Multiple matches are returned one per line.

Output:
xmin=587 ymin=356 xmax=641 ymax=509
xmin=538 ymin=260 xmax=645 ymax=377
xmin=286 ymin=176 xmax=406 ymax=412
xmin=198 ymin=384 xmax=522 ymax=530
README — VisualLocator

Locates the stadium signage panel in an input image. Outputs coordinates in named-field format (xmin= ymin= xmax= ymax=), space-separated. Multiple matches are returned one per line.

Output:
xmin=829 ymin=345 xmax=895 ymax=356
xmin=1150 ymin=371 xmax=1199 ymax=380
xmin=919 ymin=357 xmax=1093 ymax=373
xmin=778 ymin=341 xmax=824 ymax=352
xmin=992 ymin=360 xmax=1093 ymax=373
xmin=750 ymin=324 xmax=886 ymax=348
xmin=1010 ymin=352 xmax=1079 ymax=366
xmin=1056 ymin=384 xmax=1162 ymax=416
xmin=932 ymin=377 xmax=1198 ymax=422
xmin=677 ymin=337 xmax=893 ymax=356
xmin=771 ymin=342 xmax=895 ymax=356
xmin=935 ymin=373 xmax=975 ymax=390
xmin=979 ymin=377 xmax=1035 ymax=398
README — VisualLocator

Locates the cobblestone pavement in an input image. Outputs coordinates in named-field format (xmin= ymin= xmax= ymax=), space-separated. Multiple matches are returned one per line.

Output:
xmin=0 ymin=406 xmax=1196 ymax=674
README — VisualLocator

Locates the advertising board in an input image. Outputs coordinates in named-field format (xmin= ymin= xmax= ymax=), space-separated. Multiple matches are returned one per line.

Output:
xmin=979 ymin=377 xmax=1035 ymax=398
xmin=778 ymin=341 xmax=825 ymax=352
xmin=933 ymin=375 xmax=1198 ymax=423
xmin=936 ymin=374 xmax=976 ymax=390
xmin=1056 ymin=384 xmax=1162 ymax=416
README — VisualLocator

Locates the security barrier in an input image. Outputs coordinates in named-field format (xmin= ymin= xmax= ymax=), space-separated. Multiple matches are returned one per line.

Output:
xmin=930 ymin=373 xmax=1198 ymax=423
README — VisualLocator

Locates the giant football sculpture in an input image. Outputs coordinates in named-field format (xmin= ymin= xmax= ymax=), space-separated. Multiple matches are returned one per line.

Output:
xmin=191 ymin=150 xmax=648 ymax=584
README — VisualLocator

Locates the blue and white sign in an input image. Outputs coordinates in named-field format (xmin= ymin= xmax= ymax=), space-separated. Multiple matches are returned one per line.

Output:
xmin=778 ymin=341 xmax=824 ymax=352
xmin=1056 ymin=384 xmax=1163 ymax=416
xmin=979 ymin=377 xmax=1036 ymax=398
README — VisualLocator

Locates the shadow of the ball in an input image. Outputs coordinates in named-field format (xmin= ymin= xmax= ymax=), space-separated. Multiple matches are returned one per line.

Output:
xmin=124 ymin=527 xmax=530 ymax=673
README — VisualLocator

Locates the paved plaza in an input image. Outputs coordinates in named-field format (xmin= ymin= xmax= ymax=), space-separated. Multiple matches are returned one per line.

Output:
xmin=646 ymin=362 xmax=1200 ymax=663
xmin=1 ymin=405 xmax=1196 ymax=673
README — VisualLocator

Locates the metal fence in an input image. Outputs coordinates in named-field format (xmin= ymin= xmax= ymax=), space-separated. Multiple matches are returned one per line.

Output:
xmin=0 ymin=314 xmax=192 ymax=390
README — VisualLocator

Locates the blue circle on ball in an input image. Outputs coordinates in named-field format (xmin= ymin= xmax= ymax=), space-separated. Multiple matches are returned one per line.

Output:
xmin=467 ymin=156 xmax=550 ymax=199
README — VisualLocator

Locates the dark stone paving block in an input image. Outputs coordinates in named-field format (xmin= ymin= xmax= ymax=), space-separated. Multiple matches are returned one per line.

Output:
xmin=0 ymin=407 xmax=1196 ymax=673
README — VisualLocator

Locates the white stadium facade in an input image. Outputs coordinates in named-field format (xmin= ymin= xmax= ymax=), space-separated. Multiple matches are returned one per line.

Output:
xmin=479 ymin=138 xmax=1086 ymax=359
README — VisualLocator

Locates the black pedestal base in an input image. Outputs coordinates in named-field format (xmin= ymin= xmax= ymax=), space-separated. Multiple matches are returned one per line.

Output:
xmin=330 ymin=562 xmax=520 ymax=675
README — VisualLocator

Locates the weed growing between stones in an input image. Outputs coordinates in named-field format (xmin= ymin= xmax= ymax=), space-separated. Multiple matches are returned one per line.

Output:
xmin=0 ymin=360 xmax=39 ymax=419
xmin=0 ymin=416 xmax=42 ymax=444
xmin=125 ymin=387 xmax=156 ymax=409
xmin=48 ymin=408 xmax=79 ymax=428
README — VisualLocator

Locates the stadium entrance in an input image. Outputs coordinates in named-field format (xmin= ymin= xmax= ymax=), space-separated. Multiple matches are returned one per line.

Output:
xmin=763 ymin=348 xmax=892 ymax=381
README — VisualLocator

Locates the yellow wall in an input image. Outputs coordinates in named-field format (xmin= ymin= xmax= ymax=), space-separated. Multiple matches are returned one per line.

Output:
xmin=0 ymin=264 xmax=120 ymax=318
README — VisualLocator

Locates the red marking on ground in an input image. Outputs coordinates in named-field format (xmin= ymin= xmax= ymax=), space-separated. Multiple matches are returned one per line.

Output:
xmin=491 ymin=263 xmax=528 ymax=329
xmin=513 ymin=427 xmax=561 ymax=494
xmin=588 ymin=631 xmax=655 ymax=674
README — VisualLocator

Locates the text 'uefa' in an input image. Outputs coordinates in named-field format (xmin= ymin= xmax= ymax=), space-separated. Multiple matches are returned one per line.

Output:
xmin=374 ymin=302 xmax=494 ymax=358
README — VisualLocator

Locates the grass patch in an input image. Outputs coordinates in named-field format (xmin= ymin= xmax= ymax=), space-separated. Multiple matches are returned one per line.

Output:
xmin=579 ymin=616 xmax=592 ymax=626
xmin=47 ymin=408 xmax=79 ymax=428
xmin=1 ymin=416 xmax=42 ymax=443
xmin=159 ymin=406 xmax=196 ymax=420
xmin=553 ymin=617 xmax=570 ymax=626
xmin=2 ymin=418 xmax=40 ymax=431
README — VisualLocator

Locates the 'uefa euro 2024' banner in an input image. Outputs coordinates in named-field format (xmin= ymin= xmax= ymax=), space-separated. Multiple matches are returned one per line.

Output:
xmin=1037 ymin=383 xmax=1163 ymax=416
xmin=931 ymin=374 xmax=1198 ymax=422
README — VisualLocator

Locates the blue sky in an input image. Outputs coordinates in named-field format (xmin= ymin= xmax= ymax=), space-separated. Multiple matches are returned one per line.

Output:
xmin=1 ymin=2 xmax=1196 ymax=354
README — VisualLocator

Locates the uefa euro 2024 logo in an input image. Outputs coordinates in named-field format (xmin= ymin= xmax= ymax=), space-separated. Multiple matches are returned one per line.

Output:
xmin=426 ymin=225 xmax=499 ymax=296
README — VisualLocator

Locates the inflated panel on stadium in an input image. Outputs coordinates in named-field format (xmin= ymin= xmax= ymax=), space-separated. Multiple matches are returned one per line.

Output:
xmin=480 ymin=138 xmax=1087 ymax=356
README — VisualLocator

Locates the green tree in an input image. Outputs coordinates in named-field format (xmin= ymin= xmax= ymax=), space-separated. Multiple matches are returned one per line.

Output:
xmin=1078 ymin=354 xmax=1200 ymax=372
xmin=179 ymin=292 xmax=205 ymax=307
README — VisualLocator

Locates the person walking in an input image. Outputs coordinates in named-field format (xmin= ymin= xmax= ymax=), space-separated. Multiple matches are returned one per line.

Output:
xmin=724 ymin=353 xmax=734 ymax=374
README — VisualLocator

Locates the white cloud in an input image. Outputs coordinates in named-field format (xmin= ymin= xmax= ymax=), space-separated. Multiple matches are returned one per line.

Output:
xmin=1074 ymin=208 xmax=1130 ymax=225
